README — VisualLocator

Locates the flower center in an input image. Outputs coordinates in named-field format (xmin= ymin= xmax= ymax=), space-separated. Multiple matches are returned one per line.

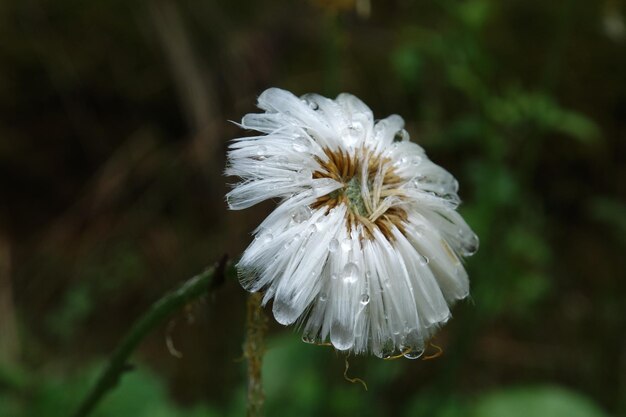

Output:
xmin=311 ymin=147 xmax=407 ymax=239
xmin=344 ymin=176 xmax=367 ymax=216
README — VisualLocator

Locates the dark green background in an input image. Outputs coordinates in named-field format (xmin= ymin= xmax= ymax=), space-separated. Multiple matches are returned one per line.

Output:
xmin=0 ymin=0 xmax=624 ymax=416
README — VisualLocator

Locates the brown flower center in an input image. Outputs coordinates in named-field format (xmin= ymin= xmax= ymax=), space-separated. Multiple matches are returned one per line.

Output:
xmin=311 ymin=147 xmax=407 ymax=239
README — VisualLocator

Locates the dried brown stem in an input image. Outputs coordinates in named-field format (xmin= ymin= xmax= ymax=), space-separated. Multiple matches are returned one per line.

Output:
xmin=244 ymin=293 xmax=268 ymax=417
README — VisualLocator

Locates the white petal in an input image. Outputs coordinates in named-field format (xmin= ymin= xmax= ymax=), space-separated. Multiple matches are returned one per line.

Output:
xmin=272 ymin=205 xmax=347 ymax=324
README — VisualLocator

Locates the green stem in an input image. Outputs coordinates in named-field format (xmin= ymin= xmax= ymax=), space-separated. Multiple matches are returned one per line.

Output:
xmin=72 ymin=256 xmax=230 ymax=417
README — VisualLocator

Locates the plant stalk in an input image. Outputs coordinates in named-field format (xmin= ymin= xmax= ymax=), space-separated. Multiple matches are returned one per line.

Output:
xmin=72 ymin=256 xmax=229 ymax=417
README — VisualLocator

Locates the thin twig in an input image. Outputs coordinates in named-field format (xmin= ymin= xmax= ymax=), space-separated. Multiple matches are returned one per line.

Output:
xmin=71 ymin=256 xmax=229 ymax=417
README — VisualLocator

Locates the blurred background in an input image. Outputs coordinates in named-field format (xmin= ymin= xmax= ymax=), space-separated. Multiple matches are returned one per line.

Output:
xmin=1 ymin=0 xmax=625 ymax=416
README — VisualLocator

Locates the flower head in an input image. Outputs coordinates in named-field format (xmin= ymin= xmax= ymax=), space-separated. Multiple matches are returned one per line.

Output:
xmin=226 ymin=88 xmax=478 ymax=358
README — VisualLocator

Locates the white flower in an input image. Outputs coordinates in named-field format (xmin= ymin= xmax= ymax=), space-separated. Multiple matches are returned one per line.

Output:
xmin=226 ymin=88 xmax=478 ymax=358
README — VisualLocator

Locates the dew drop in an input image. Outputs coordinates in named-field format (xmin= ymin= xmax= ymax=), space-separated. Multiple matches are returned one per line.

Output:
xmin=328 ymin=238 xmax=339 ymax=252
xmin=461 ymin=233 xmax=479 ymax=256
xmin=319 ymin=293 xmax=328 ymax=302
xmin=330 ymin=321 xmax=354 ymax=351
xmin=331 ymin=273 xmax=338 ymax=281
xmin=293 ymin=168 xmax=312 ymax=182
xmin=452 ymin=179 xmax=459 ymax=192
xmin=360 ymin=294 xmax=370 ymax=305
xmin=292 ymin=136 xmax=310 ymax=152
xmin=413 ymin=224 xmax=426 ymax=236
xmin=403 ymin=349 xmax=424 ymax=360
xmin=301 ymin=331 xmax=320 ymax=344
xmin=291 ymin=206 xmax=312 ymax=223
xmin=342 ymin=263 xmax=359 ymax=284
xmin=378 ymin=341 xmax=397 ymax=359
xmin=306 ymin=224 xmax=320 ymax=235
xmin=393 ymin=129 xmax=409 ymax=142
xmin=257 ymin=145 xmax=267 ymax=155
xmin=273 ymin=298 xmax=298 ymax=325
xmin=303 ymin=98 xmax=319 ymax=110
xmin=419 ymin=255 xmax=430 ymax=266
xmin=263 ymin=233 xmax=274 ymax=243
xmin=342 ymin=123 xmax=363 ymax=146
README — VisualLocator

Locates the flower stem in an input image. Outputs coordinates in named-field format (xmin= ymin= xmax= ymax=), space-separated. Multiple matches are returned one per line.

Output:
xmin=244 ymin=292 xmax=267 ymax=417
xmin=72 ymin=256 xmax=230 ymax=417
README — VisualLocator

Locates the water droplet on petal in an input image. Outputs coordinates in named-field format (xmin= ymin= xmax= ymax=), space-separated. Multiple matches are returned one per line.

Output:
xmin=378 ymin=341 xmax=397 ymax=359
xmin=342 ymin=123 xmax=363 ymax=147
xmin=291 ymin=206 xmax=312 ymax=223
xmin=360 ymin=294 xmax=370 ymax=305
xmin=292 ymin=136 xmax=310 ymax=152
xmin=301 ymin=331 xmax=320 ymax=344
xmin=328 ymin=238 xmax=339 ymax=252
xmin=273 ymin=298 xmax=298 ymax=325
xmin=319 ymin=293 xmax=328 ymax=302
xmin=257 ymin=145 xmax=267 ymax=155
xmin=461 ymin=233 xmax=479 ymax=256
xmin=331 ymin=273 xmax=338 ymax=281
xmin=307 ymin=224 xmax=320 ymax=235
xmin=342 ymin=263 xmax=359 ymax=284
xmin=302 ymin=98 xmax=319 ymax=110
xmin=403 ymin=349 xmax=424 ymax=360
xmin=393 ymin=129 xmax=409 ymax=142
xmin=419 ymin=255 xmax=430 ymax=266
xmin=452 ymin=179 xmax=459 ymax=192
xmin=330 ymin=321 xmax=354 ymax=351
xmin=293 ymin=168 xmax=312 ymax=182
xmin=263 ymin=234 xmax=274 ymax=243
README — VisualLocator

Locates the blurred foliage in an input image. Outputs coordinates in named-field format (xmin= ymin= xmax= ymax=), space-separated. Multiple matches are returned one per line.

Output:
xmin=0 ymin=364 xmax=231 ymax=417
xmin=1 ymin=0 xmax=625 ymax=416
